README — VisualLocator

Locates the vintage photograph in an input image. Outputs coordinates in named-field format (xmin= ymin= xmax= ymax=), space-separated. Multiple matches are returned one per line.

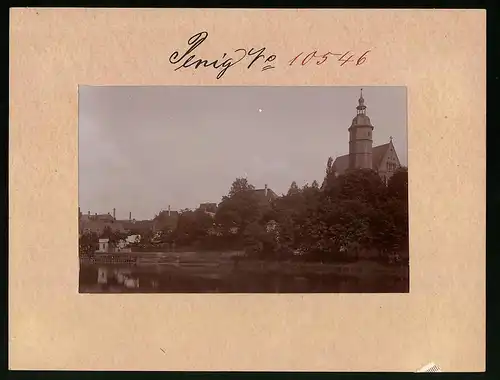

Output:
xmin=78 ymin=86 xmax=408 ymax=293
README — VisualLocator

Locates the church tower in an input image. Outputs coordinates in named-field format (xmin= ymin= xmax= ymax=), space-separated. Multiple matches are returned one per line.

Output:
xmin=348 ymin=89 xmax=374 ymax=170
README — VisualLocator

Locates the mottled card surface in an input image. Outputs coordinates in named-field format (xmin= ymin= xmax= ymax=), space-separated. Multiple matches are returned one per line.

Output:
xmin=9 ymin=8 xmax=485 ymax=371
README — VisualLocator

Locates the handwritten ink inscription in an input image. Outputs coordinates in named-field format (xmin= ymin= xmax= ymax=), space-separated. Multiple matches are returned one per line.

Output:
xmin=169 ymin=31 xmax=372 ymax=79
xmin=169 ymin=31 xmax=277 ymax=80
xmin=288 ymin=50 xmax=371 ymax=67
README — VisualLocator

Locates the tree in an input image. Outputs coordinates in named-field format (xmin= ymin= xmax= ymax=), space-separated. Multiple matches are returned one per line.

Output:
xmin=324 ymin=168 xmax=387 ymax=207
xmin=174 ymin=209 xmax=213 ymax=245
xmin=233 ymin=165 xmax=408 ymax=263
xmin=287 ymin=181 xmax=301 ymax=196
xmin=271 ymin=199 xmax=296 ymax=253
xmin=300 ymin=168 xmax=405 ymax=261
xmin=270 ymin=181 xmax=320 ymax=254
xmin=79 ymin=231 xmax=98 ymax=255
xmin=215 ymin=190 xmax=261 ymax=235
xmin=228 ymin=177 xmax=255 ymax=197
xmin=387 ymin=167 xmax=408 ymax=201
xmin=215 ymin=178 xmax=262 ymax=236
xmin=139 ymin=229 xmax=154 ymax=245
xmin=243 ymin=221 xmax=276 ymax=259
xmin=380 ymin=167 xmax=409 ymax=262
xmin=303 ymin=197 xmax=373 ymax=260
xmin=99 ymin=226 xmax=128 ymax=245
xmin=326 ymin=157 xmax=334 ymax=175
xmin=302 ymin=182 xmax=321 ymax=200
xmin=321 ymin=157 xmax=337 ymax=190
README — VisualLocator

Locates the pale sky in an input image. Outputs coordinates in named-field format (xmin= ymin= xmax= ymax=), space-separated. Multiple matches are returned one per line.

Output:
xmin=79 ymin=86 xmax=407 ymax=220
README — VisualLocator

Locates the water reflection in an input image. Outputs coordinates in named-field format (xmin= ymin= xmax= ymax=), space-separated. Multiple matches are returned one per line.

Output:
xmin=79 ymin=262 xmax=408 ymax=293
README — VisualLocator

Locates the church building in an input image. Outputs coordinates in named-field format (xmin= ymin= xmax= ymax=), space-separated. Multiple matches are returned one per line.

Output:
xmin=332 ymin=89 xmax=402 ymax=184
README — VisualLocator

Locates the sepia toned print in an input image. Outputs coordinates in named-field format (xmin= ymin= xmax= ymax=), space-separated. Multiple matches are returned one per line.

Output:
xmin=78 ymin=86 xmax=408 ymax=293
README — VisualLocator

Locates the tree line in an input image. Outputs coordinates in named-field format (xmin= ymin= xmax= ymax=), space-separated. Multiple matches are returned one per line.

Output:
xmin=80 ymin=158 xmax=408 ymax=264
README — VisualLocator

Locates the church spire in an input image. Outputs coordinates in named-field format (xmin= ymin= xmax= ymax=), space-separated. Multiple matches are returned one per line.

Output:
xmin=356 ymin=88 xmax=366 ymax=115
xmin=348 ymin=88 xmax=373 ymax=171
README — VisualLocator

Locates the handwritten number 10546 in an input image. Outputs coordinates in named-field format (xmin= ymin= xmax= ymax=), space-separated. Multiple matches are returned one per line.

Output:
xmin=288 ymin=50 xmax=371 ymax=67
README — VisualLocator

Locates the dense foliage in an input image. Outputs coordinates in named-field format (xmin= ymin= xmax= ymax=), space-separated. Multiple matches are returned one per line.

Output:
xmin=79 ymin=161 xmax=408 ymax=264
xmin=160 ymin=163 xmax=407 ymax=263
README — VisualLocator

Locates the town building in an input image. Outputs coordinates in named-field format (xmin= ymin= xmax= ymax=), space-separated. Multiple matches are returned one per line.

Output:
xmin=79 ymin=208 xmax=158 ymax=236
xmin=79 ymin=209 xmax=127 ymax=235
xmin=97 ymin=238 xmax=110 ymax=253
xmin=121 ymin=219 xmax=155 ymax=234
xmin=95 ymin=237 xmax=132 ymax=253
xmin=331 ymin=89 xmax=402 ymax=184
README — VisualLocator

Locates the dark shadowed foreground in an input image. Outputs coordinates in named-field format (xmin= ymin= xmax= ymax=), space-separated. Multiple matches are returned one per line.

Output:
xmin=79 ymin=251 xmax=408 ymax=293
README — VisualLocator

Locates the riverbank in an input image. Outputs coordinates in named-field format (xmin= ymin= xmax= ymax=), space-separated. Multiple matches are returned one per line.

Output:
xmin=79 ymin=250 xmax=408 ymax=293
xmin=79 ymin=250 xmax=407 ymax=277
xmin=233 ymin=259 xmax=408 ymax=278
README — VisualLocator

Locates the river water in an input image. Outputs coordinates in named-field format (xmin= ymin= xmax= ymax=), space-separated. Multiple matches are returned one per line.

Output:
xmin=79 ymin=255 xmax=408 ymax=293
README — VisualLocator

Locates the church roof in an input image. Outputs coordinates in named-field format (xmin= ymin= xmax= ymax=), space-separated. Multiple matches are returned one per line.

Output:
xmin=372 ymin=143 xmax=391 ymax=168
xmin=350 ymin=89 xmax=373 ymax=127
xmin=331 ymin=90 xmax=401 ymax=175
xmin=351 ymin=114 xmax=372 ymax=126
xmin=332 ymin=154 xmax=350 ymax=174
xmin=332 ymin=143 xmax=392 ymax=174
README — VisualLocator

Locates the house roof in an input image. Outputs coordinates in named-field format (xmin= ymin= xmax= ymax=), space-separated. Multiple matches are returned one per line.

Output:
xmin=153 ymin=211 xmax=179 ymax=230
xmin=120 ymin=220 xmax=155 ymax=231
xmin=81 ymin=219 xmax=126 ymax=231
xmin=155 ymin=210 xmax=180 ymax=219
xmin=253 ymin=188 xmax=278 ymax=201
xmin=95 ymin=214 xmax=114 ymax=221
